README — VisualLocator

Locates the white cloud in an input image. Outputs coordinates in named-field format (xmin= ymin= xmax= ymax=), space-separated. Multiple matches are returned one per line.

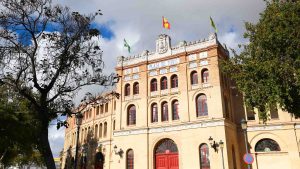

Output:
xmin=49 ymin=0 xmax=266 ymax=157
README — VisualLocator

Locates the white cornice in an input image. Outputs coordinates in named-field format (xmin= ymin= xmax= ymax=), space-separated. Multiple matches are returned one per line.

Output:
xmin=247 ymin=125 xmax=283 ymax=132
xmin=247 ymin=123 xmax=300 ymax=132
xmin=113 ymin=120 xmax=225 ymax=137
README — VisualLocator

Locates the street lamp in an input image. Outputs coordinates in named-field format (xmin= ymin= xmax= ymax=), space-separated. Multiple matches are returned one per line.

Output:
xmin=74 ymin=112 xmax=83 ymax=169
xmin=208 ymin=137 xmax=225 ymax=169
xmin=219 ymin=140 xmax=225 ymax=169
xmin=113 ymin=145 xmax=124 ymax=158
xmin=241 ymin=118 xmax=251 ymax=169
xmin=208 ymin=136 xmax=219 ymax=152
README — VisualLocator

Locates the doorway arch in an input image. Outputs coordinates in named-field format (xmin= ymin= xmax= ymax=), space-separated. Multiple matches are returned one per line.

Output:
xmin=154 ymin=138 xmax=179 ymax=169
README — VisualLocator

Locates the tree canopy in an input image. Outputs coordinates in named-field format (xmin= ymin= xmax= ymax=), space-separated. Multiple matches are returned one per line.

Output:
xmin=222 ymin=0 xmax=300 ymax=121
xmin=0 ymin=85 xmax=44 ymax=167
xmin=0 ymin=0 xmax=117 ymax=168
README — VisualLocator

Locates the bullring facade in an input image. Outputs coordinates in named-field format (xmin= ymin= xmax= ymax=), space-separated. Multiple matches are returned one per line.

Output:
xmin=62 ymin=33 xmax=300 ymax=169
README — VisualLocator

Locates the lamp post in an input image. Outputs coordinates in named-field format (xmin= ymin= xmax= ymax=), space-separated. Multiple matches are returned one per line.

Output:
xmin=219 ymin=140 xmax=225 ymax=169
xmin=241 ymin=118 xmax=251 ymax=169
xmin=74 ymin=112 xmax=83 ymax=169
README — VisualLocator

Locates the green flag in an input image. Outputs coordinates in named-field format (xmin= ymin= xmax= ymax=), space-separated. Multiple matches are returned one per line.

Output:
xmin=124 ymin=39 xmax=131 ymax=53
xmin=210 ymin=16 xmax=218 ymax=33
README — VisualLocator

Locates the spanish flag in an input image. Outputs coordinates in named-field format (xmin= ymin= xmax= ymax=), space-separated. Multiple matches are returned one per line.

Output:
xmin=162 ymin=16 xmax=170 ymax=29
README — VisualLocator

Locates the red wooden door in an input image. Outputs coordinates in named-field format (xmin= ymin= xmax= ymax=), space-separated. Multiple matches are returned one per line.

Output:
xmin=168 ymin=154 xmax=178 ymax=169
xmin=156 ymin=153 xmax=178 ymax=169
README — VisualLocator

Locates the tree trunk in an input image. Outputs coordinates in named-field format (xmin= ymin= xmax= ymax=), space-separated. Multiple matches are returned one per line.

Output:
xmin=38 ymin=127 xmax=56 ymax=169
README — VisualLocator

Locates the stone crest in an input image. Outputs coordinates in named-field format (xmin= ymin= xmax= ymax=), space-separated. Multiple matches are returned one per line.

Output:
xmin=156 ymin=34 xmax=171 ymax=54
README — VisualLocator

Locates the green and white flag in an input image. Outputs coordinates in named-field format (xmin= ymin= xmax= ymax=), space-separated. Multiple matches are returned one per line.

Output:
xmin=124 ymin=39 xmax=131 ymax=53
xmin=210 ymin=16 xmax=218 ymax=33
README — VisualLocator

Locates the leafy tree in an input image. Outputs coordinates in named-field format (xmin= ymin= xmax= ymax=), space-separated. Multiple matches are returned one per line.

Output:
xmin=0 ymin=0 xmax=117 ymax=168
xmin=0 ymin=85 xmax=44 ymax=168
xmin=222 ymin=0 xmax=300 ymax=122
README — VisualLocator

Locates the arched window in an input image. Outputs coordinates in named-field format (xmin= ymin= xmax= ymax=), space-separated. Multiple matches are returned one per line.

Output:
xmin=125 ymin=84 xmax=130 ymax=96
xmin=255 ymin=138 xmax=281 ymax=152
xmin=96 ymin=106 xmax=100 ymax=115
xmin=172 ymin=100 xmax=179 ymax=120
xmin=89 ymin=109 xmax=92 ymax=118
xmin=94 ymin=124 xmax=98 ymax=139
xmin=99 ymin=123 xmax=103 ymax=138
xmin=105 ymin=103 xmax=108 ymax=112
xmin=150 ymin=79 xmax=157 ymax=92
xmin=133 ymin=82 xmax=139 ymax=95
xmin=161 ymin=101 xmax=168 ymax=122
xmin=103 ymin=122 xmax=107 ymax=137
xmin=100 ymin=105 xmax=104 ymax=114
xmin=201 ymin=69 xmax=209 ymax=83
xmin=126 ymin=149 xmax=134 ymax=169
xmin=151 ymin=103 xmax=158 ymax=123
xmin=171 ymin=74 xmax=178 ymax=88
xmin=191 ymin=71 xmax=198 ymax=85
xmin=196 ymin=94 xmax=208 ymax=117
xmin=113 ymin=120 xmax=116 ymax=130
xmin=155 ymin=139 xmax=178 ymax=154
xmin=128 ymin=105 xmax=136 ymax=125
xmin=199 ymin=144 xmax=210 ymax=169
xmin=161 ymin=76 xmax=168 ymax=90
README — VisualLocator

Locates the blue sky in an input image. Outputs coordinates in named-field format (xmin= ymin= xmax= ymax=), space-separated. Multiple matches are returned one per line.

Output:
xmin=47 ymin=0 xmax=267 ymax=157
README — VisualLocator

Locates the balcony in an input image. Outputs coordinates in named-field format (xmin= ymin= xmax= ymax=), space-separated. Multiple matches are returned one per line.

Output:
xmin=150 ymin=91 xmax=159 ymax=97
xmin=191 ymin=84 xmax=199 ymax=90
xmin=160 ymin=89 xmax=169 ymax=96
xmin=171 ymin=88 xmax=179 ymax=94
xmin=202 ymin=83 xmax=211 ymax=88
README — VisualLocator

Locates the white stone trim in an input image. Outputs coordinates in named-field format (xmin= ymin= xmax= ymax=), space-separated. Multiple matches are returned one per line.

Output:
xmin=114 ymin=129 xmax=148 ymax=137
xmin=295 ymin=124 xmax=300 ymax=129
xmin=202 ymin=83 xmax=212 ymax=88
xmin=199 ymin=51 xmax=208 ymax=59
xmin=171 ymin=88 xmax=179 ymax=93
xmin=188 ymin=54 xmax=197 ymax=61
xmin=117 ymin=33 xmax=218 ymax=67
xmin=247 ymin=125 xmax=283 ymax=132
xmin=191 ymin=84 xmax=199 ymax=90
xmin=149 ymin=71 xmax=158 ymax=76
xmin=160 ymin=89 xmax=169 ymax=95
xmin=124 ymin=69 xmax=131 ymax=75
xmin=169 ymin=66 xmax=178 ymax=73
xmin=132 ymin=67 xmax=139 ymax=73
xmin=148 ymin=58 xmax=180 ymax=70
xmin=132 ymin=74 xmax=139 ymax=80
xmin=200 ymin=60 xmax=208 ymax=66
xmin=150 ymin=91 xmax=159 ymax=97
xmin=189 ymin=62 xmax=198 ymax=68
xmin=160 ymin=68 xmax=168 ymax=75
xmin=124 ymin=75 xmax=131 ymax=81
xmin=113 ymin=120 xmax=225 ymax=137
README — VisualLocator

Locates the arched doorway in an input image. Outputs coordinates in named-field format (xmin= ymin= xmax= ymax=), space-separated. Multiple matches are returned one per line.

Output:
xmin=155 ymin=138 xmax=179 ymax=169
xmin=94 ymin=152 xmax=105 ymax=169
